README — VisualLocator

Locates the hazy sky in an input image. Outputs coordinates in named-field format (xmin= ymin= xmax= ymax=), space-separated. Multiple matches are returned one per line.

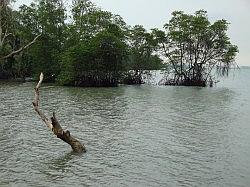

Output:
xmin=15 ymin=0 xmax=250 ymax=65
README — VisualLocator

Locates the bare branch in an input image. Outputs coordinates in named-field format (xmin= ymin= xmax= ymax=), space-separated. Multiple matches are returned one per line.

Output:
xmin=32 ymin=73 xmax=86 ymax=153
xmin=1 ymin=34 xmax=41 ymax=60
xmin=2 ymin=31 xmax=14 ymax=45
xmin=32 ymin=73 xmax=53 ymax=130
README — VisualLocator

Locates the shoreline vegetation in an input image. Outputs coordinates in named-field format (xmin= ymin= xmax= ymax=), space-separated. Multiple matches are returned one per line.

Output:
xmin=0 ymin=0 xmax=238 ymax=87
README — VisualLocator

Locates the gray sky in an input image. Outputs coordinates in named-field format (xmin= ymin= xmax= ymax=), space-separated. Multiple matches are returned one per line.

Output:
xmin=15 ymin=0 xmax=250 ymax=66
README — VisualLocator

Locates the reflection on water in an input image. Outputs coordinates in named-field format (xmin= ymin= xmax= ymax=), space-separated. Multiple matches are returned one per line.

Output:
xmin=0 ymin=69 xmax=250 ymax=186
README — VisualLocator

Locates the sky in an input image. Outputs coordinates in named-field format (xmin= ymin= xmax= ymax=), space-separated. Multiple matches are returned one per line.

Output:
xmin=15 ymin=0 xmax=250 ymax=66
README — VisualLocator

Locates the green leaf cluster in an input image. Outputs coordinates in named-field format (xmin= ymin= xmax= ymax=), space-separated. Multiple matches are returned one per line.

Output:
xmin=0 ymin=0 xmax=238 ymax=87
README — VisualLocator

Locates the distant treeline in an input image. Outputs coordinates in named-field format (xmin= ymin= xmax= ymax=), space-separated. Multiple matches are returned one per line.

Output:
xmin=0 ymin=0 xmax=238 ymax=87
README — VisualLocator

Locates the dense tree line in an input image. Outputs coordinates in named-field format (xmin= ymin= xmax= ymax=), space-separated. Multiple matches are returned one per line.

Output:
xmin=0 ymin=0 xmax=238 ymax=87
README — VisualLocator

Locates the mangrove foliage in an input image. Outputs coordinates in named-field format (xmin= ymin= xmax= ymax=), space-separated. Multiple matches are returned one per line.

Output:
xmin=0 ymin=0 xmax=238 ymax=87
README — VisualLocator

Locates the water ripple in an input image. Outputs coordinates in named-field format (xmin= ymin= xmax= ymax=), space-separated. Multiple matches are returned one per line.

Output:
xmin=0 ymin=72 xmax=250 ymax=186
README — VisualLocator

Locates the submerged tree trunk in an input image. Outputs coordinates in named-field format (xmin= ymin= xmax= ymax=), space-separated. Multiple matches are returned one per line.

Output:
xmin=32 ymin=73 xmax=86 ymax=153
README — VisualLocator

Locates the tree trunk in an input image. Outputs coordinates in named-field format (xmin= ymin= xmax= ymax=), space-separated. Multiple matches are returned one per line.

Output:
xmin=32 ymin=73 xmax=86 ymax=153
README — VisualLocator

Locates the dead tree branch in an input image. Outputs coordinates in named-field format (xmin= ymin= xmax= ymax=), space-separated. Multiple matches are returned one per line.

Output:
xmin=32 ymin=73 xmax=86 ymax=153
xmin=1 ymin=34 xmax=42 ymax=60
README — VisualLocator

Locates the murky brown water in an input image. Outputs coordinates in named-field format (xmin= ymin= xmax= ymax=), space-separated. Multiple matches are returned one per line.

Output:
xmin=0 ymin=69 xmax=250 ymax=186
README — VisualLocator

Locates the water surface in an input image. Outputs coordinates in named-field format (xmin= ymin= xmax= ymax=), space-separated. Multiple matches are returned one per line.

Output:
xmin=0 ymin=69 xmax=250 ymax=186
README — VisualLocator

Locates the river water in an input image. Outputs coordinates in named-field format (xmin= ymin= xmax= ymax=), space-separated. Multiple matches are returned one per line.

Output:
xmin=0 ymin=68 xmax=250 ymax=187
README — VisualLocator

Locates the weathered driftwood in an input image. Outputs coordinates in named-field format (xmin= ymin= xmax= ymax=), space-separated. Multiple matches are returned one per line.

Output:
xmin=32 ymin=73 xmax=86 ymax=153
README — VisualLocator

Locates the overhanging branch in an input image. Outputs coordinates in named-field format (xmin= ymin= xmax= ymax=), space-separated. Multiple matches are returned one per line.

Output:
xmin=1 ymin=34 xmax=41 ymax=60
